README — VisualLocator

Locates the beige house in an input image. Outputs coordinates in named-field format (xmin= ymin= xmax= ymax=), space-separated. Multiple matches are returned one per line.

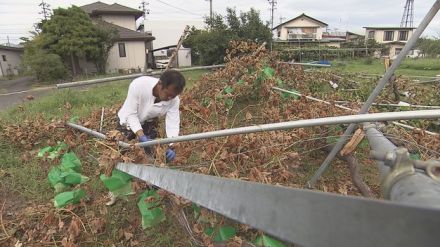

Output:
xmin=273 ymin=14 xmax=328 ymax=41
xmin=80 ymin=2 xmax=155 ymax=74
xmin=0 ymin=45 xmax=24 ymax=77
xmin=364 ymin=27 xmax=416 ymax=57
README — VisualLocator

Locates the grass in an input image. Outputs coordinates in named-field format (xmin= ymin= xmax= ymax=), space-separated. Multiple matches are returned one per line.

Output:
xmin=0 ymin=69 xmax=208 ymax=245
xmin=330 ymin=58 xmax=440 ymax=78
xmin=1 ymin=70 xmax=208 ymax=122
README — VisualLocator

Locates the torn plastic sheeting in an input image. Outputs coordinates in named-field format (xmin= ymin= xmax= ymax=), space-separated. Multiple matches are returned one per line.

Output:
xmin=60 ymin=152 xmax=82 ymax=173
xmin=100 ymin=169 xmax=132 ymax=192
xmin=54 ymin=189 xmax=86 ymax=208
xmin=48 ymin=166 xmax=89 ymax=188
xmin=137 ymin=190 xmax=165 ymax=229
xmin=254 ymin=234 xmax=287 ymax=247
xmin=37 ymin=142 xmax=68 ymax=160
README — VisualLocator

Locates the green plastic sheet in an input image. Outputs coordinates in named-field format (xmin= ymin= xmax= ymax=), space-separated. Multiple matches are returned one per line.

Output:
xmin=100 ymin=170 xmax=132 ymax=191
xmin=204 ymin=226 xmax=236 ymax=242
xmin=54 ymin=189 xmax=86 ymax=208
xmin=137 ymin=190 xmax=165 ymax=229
xmin=37 ymin=142 xmax=68 ymax=160
xmin=60 ymin=152 xmax=82 ymax=173
xmin=47 ymin=153 xmax=88 ymax=194
xmin=254 ymin=234 xmax=286 ymax=247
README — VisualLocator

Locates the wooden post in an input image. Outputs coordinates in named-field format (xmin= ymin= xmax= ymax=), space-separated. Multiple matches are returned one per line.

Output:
xmin=166 ymin=25 xmax=190 ymax=70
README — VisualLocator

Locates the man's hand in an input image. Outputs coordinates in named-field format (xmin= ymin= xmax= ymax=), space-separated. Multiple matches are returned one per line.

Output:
xmin=138 ymin=135 xmax=151 ymax=143
xmin=166 ymin=147 xmax=176 ymax=162
xmin=138 ymin=135 xmax=152 ymax=154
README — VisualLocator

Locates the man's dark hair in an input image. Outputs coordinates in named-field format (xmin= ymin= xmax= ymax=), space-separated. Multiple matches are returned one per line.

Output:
xmin=160 ymin=70 xmax=186 ymax=93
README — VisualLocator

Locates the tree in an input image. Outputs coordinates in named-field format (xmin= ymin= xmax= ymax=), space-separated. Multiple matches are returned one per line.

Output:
xmin=417 ymin=37 xmax=440 ymax=57
xmin=184 ymin=8 xmax=271 ymax=65
xmin=86 ymin=26 xmax=118 ymax=73
xmin=22 ymin=36 xmax=68 ymax=82
xmin=22 ymin=6 xmax=117 ymax=81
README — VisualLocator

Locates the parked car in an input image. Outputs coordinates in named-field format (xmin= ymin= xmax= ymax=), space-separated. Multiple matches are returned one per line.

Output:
xmin=155 ymin=59 xmax=170 ymax=69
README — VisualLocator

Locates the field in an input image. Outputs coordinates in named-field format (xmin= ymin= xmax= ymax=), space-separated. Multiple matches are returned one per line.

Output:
xmin=0 ymin=45 xmax=439 ymax=246
xmin=329 ymin=58 xmax=440 ymax=78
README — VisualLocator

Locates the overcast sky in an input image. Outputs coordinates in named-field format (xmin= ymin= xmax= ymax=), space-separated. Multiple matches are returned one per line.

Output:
xmin=1 ymin=0 xmax=439 ymax=44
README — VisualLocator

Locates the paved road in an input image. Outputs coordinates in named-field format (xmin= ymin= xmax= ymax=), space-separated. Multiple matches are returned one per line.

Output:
xmin=0 ymin=77 xmax=55 ymax=111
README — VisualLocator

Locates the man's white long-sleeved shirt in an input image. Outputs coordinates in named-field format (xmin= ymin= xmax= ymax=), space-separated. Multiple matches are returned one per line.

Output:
xmin=118 ymin=76 xmax=180 ymax=138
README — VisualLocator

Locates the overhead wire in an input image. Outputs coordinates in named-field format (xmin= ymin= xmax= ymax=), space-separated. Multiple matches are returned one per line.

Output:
xmin=154 ymin=0 xmax=204 ymax=17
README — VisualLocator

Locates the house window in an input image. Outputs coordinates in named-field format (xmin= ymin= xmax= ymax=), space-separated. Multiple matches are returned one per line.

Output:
xmin=277 ymin=31 xmax=280 ymax=38
xmin=1 ymin=55 xmax=6 ymax=61
xmin=384 ymin=31 xmax=394 ymax=41
xmin=118 ymin=43 xmax=126 ymax=57
xmin=368 ymin=31 xmax=375 ymax=39
xmin=398 ymin=31 xmax=408 ymax=41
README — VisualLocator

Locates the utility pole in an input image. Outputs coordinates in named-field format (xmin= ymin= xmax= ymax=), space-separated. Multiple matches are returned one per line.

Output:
xmin=268 ymin=0 xmax=277 ymax=51
xmin=139 ymin=0 xmax=150 ymax=18
xmin=38 ymin=0 xmax=51 ymax=20
xmin=279 ymin=16 xmax=285 ymax=24
xmin=7 ymin=36 xmax=10 ymax=46
xmin=205 ymin=0 xmax=213 ymax=19
xmin=139 ymin=0 xmax=150 ymax=32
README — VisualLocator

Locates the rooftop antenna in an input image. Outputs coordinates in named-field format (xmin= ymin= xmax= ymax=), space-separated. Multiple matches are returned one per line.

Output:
xmin=401 ymin=0 xmax=415 ymax=27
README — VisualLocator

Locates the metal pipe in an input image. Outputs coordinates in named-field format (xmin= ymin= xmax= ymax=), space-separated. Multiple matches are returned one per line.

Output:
xmin=66 ymin=122 xmax=131 ymax=148
xmin=364 ymin=125 xmax=440 ymax=207
xmin=56 ymin=65 xmax=225 ymax=89
xmin=334 ymin=100 xmax=440 ymax=109
xmin=67 ymin=110 xmax=440 ymax=149
xmin=273 ymin=86 xmax=354 ymax=111
xmin=135 ymin=110 xmax=440 ymax=148
xmin=273 ymin=87 xmax=438 ymax=136
xmin=282 ymin=62 xmax=331 ymax=67
xmin=308 ymin=0 xmax=440 ymax=188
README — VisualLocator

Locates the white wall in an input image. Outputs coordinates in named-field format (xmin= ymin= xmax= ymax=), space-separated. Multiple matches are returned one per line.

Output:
xmin=0 ymin=49 xmax=23 ymax=76
xmin=101 ymin=15 xmax=136 ymax=30
xmin=147 ymin=20 xmax=204 ymax=49
xmin=106 ymin=41 xmax=146 ymax=73
xmin=177 ymin=48 xmax=191 ymax=67
xmin=365 ymin=29 xmax=414 ymax=44
xmin=277 ymin=17 xmax=326 ymax=40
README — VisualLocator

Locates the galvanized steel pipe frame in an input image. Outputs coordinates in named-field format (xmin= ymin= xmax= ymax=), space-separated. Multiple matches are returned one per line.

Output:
xmin=364 ymin=125 xmax=440 ymax=207
xmin=273 ymin=86 xmax=439 ymax=136
xmin=130 ymin=110 xmax=440 ymax=148
xmin=67 ymin=110 xmax=440 ymax=149
xmin=308 ymin=0 xmax=440 ymax=188
xmin=56 ymin=65 xmax=226 ymax=89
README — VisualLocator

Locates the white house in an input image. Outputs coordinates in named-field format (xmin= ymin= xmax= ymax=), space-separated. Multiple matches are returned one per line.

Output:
xmin=80 ymin=2 xmax=155 ymax=73
xmin=0 ymin=45 xmax=24 ymax=77
xmin=364 ymin=26 xmax=416 ymax=58
xmin=273 ymin=14 xmax=328 ymax=41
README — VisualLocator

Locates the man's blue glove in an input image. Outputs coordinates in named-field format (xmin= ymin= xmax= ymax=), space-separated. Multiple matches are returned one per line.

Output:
xmin=138 ymin=135 xmax=151 ymax=143
xmin=166 ymin=147 xmax=176 ymax=162
xmin=138 ymin=135 xmax=152 ymax=154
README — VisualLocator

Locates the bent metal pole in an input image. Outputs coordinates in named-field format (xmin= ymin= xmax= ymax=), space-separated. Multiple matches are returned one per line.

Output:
xmin=67 ymin=110 xmax=440 ymax=149
xmin=134 ymin=110 xmax=440 ymax=148
xmin=272 ymin=87 xmax=438 ymax=136
xmin=307 ymin=0 xmax=440 ymax=188
xmin=55 ymin=65 xmax=225 ymax=89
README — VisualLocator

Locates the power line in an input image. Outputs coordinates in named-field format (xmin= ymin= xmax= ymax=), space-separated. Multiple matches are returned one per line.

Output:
xmin=155 ymin=0 xmax=203 ymax=17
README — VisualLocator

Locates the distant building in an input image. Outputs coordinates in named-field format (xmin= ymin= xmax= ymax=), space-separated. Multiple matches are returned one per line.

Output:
xmin=0 ymin=45 xmax=24 ymax=77
xmin=80 ymin=2 xmax=155 ymax=74
xmin=364 ymin=26 xmax=416 ymax=58
xmin=346 ymin=31 xmax=364 ymax=41
xmin=273 ymin=14 xmax=328 ymax=41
